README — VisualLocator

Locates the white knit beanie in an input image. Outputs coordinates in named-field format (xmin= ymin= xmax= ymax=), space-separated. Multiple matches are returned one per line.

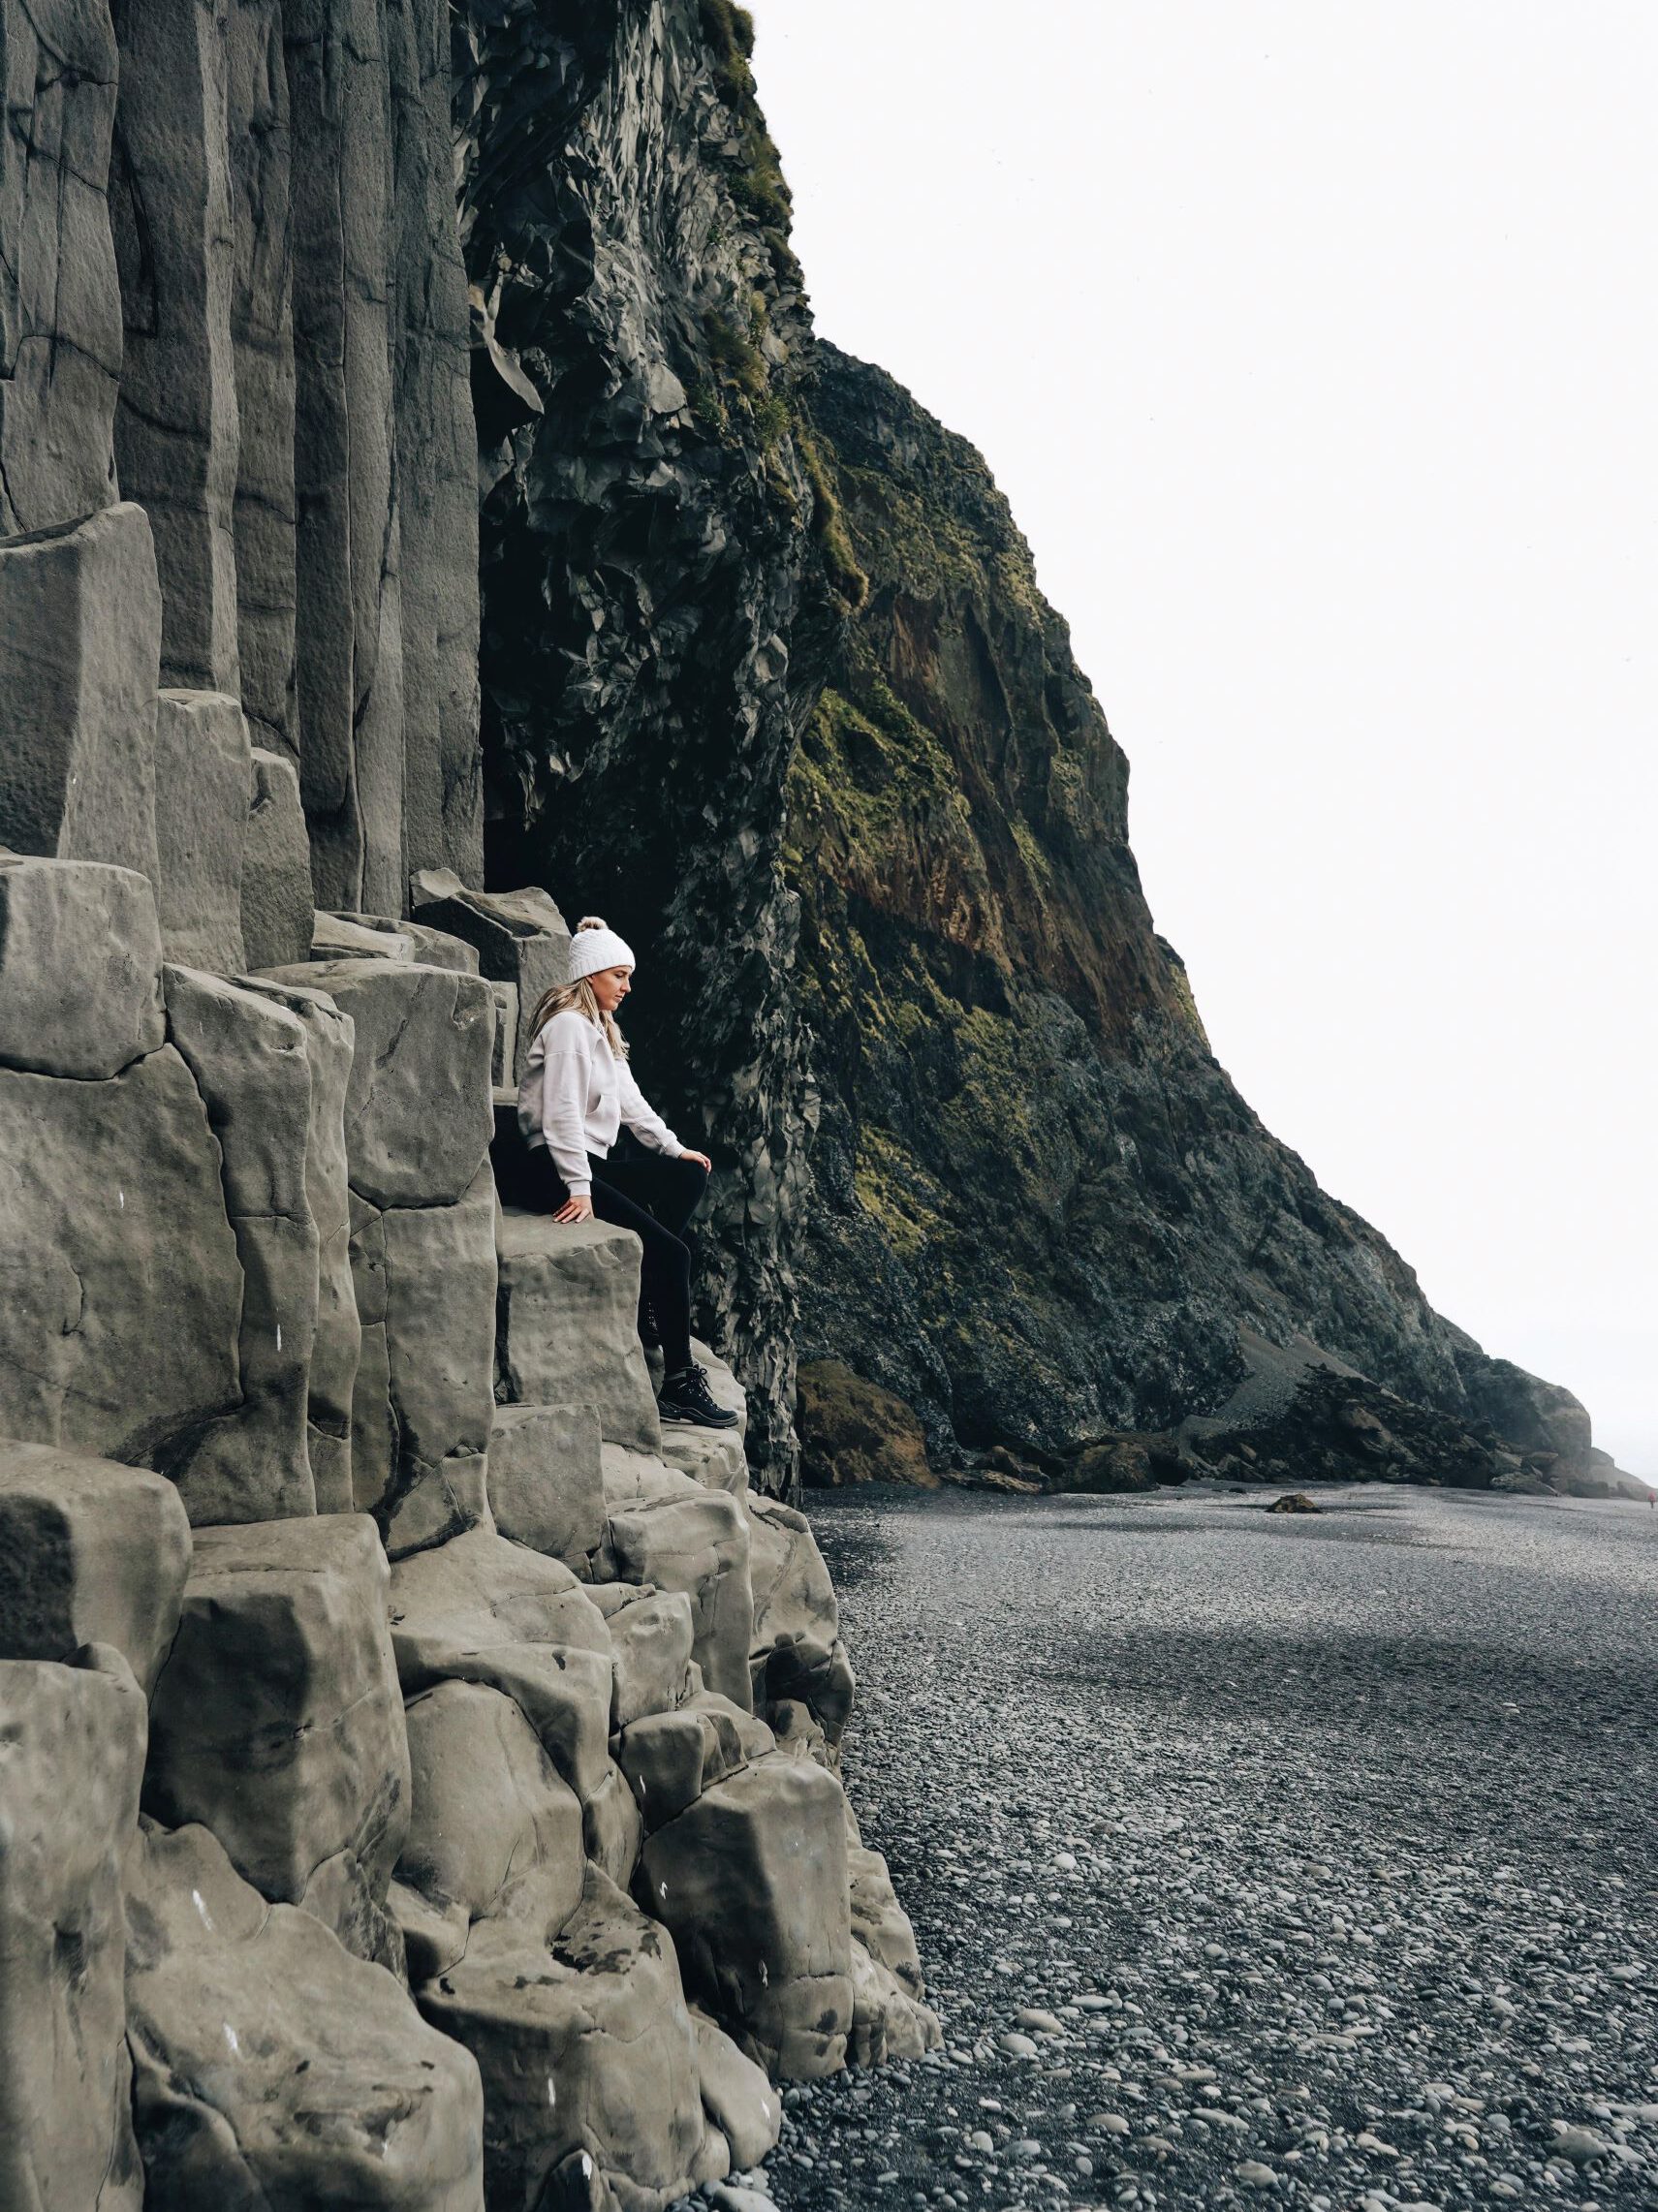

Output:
xmin=566 ymin=917 xmax=636 ymax=982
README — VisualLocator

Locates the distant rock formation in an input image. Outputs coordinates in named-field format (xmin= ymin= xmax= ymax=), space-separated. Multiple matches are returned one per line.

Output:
xmin=788 ymin=346 xmax=1636 ymax=1502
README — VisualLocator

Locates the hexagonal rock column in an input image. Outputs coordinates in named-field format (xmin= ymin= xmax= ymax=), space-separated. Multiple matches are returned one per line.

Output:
xmin=240 ymin=974 xmax=362 ymax=1512
xmin=163 ymin=964 xmax=321 ymax=1520
xmin=241 ymin=747 xmax=314 ymax=970
xmin=589 ymin=1581 xmax=696 ymax=1731
xmin=745 ymin=1493 xmax=856 ymax=1751
xmin=0 ymin=503 xmax=162 ymax=881
xmin=389 ymin=1528 xmax=614 ymax=1807
xmin=617 ymin=1692 xmax=775 ymax=1835
xmin=487 ymin=1400 xmax=608 ymax=1575
xmin=0 ymin=0 xmax=122 ymax=535
xmin=639 ymin=1753 xmax=854 ymax=2080
xmin=0 ymin=855 xmax=165 ymax=1079
xmin=496 ymin=1211 xmax=664 ymax=1453
xmin=143 ymin=1514 xmax=411 ymax=1967
xmin=259 ymin=956 xmax=496 ymax=1554
xmin=0 ymin=1032 xmax=245 ymax=1487
xmin=395 ymin=1676 xmax=586 ymax=1977
xmin=418 ymin=1863 xmax=714 ymax=2212
xmin=601 ymin=1444 xmax=756 ymax=1711
xmin=0 ymin=1441 xmax=191 ymax=1693
xmin=110 ymin=0 xmax=242 ymax=696
xmin=153 ymin=691 xmax=253 ymax=973
xmin=125 ymin=1819 xmax=485 ymax=2210
xmin=0 ymin=1646 xmax=147 ymax=2212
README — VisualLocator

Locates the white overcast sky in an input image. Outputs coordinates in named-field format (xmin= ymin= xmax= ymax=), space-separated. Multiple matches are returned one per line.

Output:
xmin=748 ymin=1 xmax=1657 ymax=1475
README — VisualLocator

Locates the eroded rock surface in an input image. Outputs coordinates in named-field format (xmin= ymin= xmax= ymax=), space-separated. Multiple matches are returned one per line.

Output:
xmin=497 ymin=1212 xmax=663 ymax=1452
xmin=390 ymin=1528 xmax=614 ymax=1805
xmin=125 ymin=1819 xmax=485 ymax=2210
xmin=641 ymin=1754 xmax=853 ymax=2081
xmin=0 ymin=1646 xmax=146 ymax=2212
xmin=0 ymin=1441 xmax=191 ymax=1693
xmin=419 ymin=1863 xmax=711 ymax=2212
xmin=144 ymin=1514 xmax=410 ymax=1965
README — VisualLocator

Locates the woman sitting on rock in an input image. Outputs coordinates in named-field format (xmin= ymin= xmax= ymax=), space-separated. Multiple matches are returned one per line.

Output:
xmin=517 ymin=917 xmax=737 ymax=1431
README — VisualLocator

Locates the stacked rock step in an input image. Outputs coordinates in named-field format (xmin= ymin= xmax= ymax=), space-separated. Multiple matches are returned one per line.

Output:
xmin=0 ymin=861 xmax=935 ymax=2205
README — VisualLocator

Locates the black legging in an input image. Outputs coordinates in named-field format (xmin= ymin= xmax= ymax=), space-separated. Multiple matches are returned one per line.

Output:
xmin=521 ymin=1143 xmax=708 ymax=1374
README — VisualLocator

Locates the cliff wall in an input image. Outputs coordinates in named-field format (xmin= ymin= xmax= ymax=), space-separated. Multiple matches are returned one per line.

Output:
xmin=454 ymin=0 xmax=856 ymax=1481
xmin=788 ymin=347 xmax=1624 ymax=1496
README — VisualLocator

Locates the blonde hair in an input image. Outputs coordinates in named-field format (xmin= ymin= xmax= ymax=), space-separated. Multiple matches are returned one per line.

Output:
xmin=530 ymin=917 xmax=631 ymax=1058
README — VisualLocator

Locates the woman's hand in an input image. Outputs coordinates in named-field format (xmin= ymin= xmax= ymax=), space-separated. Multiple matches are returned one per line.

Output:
xmin=681 ymin=1149 xmax=712 ymax=1172
xmin=555 ymin=1193 xmax=594 ymax=1224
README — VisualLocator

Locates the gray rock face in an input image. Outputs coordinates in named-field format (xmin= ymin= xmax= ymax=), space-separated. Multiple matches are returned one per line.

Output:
xmin=488 ymin=1400 xmax=608 ymax=1575
xmin=617 ymin=1692 xmax=774 ymax=1835
xmin=266 ymin=958 xmax=494 ymax=1207
xmin=389 ymin=1529 xmax=615 ymax=1805
xmin=239 ymin=974 xmax=361 ymax=1511
xmin=144 ymin=1514 xmax=411 ymax=1965
xmin=0 ymin=502 xmax=163 ymax=883
xmin=418 ymin=1861 xmax=710 ymax=2212
xmin=387 ymin=0 xmax=482 ymax=885
xmin=691 ymin=2008 xmax=784 ymax=2172
xmin=399 ymin=1676 xmax=585 ymax=1937
xmin=125 ymin=1818 xmax=485 ymax=2209
xmin=409 ymin=872 xmax=569 ymax=1078
xmin=640 ymin=1754 xmax=853 ymax=2080
xmin=241 ymin=746 xmax=315 ymax=969
xmin=111 ymin=0 xmax=242 ymax=696
xmin=153 ymin=691 xmax=253 ymax=972
xmin=0 ymin=855 xmax=166 ymax=1078
xmin=285 ymin=0 xmax=401 ymax=912
xmin=226 ymin=0 xmax=297 ymax=758
xmin=350 ymin=1162 xmax=496 ymax=1554
xmin=0 ymin=1043 xmax=245 ymax=1494
xmin=164 ymin=963 xmax=320 ymax=1518
xmin=602 ymin=1446 xmax=757 ymax=1713
xmin=313 ymin=909 xmax=415 ymax=961
xmin=497 ymin=1211 xmax=663 ymax=1453
xmin=0 ymin=1648 xmax=146 ymax=2212
xmin=0 ymin=1442 xmax=192 ymax=1694
xmin=0 ymin=0 xmax=122 ymax=534
xmin=592 ymin=1580 xmax=696 ymax=1731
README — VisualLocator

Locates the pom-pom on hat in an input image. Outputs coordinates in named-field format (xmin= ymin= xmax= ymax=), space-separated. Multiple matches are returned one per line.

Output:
xmin=566 ymin=916 xmax=636 ymax=982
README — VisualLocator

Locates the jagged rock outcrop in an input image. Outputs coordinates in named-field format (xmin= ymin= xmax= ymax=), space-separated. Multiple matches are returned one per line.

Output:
xmin=454 ymin=0 xmax=855 ymax=1485
xmin=788 ymin=342 xmax=1633 ymax=1497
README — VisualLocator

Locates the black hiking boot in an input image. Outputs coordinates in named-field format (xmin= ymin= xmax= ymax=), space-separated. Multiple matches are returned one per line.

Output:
xmin=657 ymin=1361 xmax=738 ymax=1430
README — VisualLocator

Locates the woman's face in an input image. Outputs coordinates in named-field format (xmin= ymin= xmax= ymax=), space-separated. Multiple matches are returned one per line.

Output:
xmin=589 ymin=964 xmax=633 ymax=1014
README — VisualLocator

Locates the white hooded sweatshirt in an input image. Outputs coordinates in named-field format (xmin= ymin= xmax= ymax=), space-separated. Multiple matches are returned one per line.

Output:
xmin=516 ymin=1008 xmax=684 ymax=1196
